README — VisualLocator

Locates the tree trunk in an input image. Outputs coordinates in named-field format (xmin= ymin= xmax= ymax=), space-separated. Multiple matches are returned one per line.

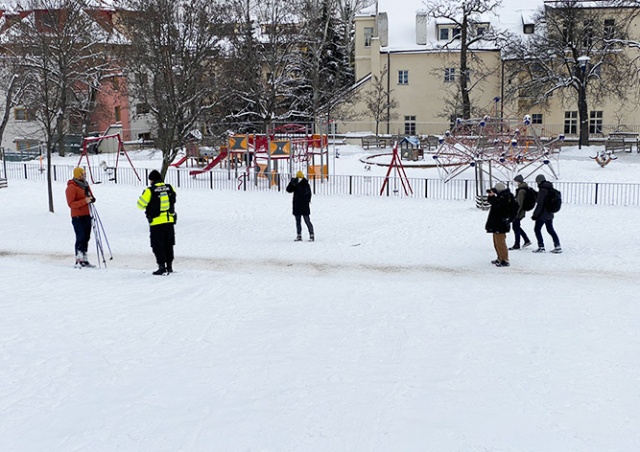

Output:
xmin=578 ymin=83 xmax=589 ymax=148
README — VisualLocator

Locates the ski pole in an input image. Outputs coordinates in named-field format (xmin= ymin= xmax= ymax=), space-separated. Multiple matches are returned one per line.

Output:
xmin=90 ymin=204 xmax=113 ymax=261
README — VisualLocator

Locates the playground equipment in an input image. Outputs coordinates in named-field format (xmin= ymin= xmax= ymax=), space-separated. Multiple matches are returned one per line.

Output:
xmin=591 ymin=149 xmax=617 ymax=167
xmin=193 ymin=124 xmax=330 ymax=189
xmin=77 ymin=133 xmax=141 ymax=183
xmin=432 ymin=115 xmax=564 ymax=207
xmin=189 ymin=148 xmax=229 ymax=176
xmin=380 ymin=142 xmax=413 ymax=196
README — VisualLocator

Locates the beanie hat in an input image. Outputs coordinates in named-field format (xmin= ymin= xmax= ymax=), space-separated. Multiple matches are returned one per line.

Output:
xmin=73 ymin=167 xmax=85 ymax=179
xmin=296 ymin=170 xmax=304 ymax=179
xmin=535 ymin=174 xmax=546 ymax=184
xmin=148 ymin=170 xmax=162 ymax=183
xmin=495 ymin=182 xmax=506 ymax=192
xmin=513 ymin=174 xmax=524 ymax=183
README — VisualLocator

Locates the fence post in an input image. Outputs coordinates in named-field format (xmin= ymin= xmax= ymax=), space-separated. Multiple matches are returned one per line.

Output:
xmin=425 ymin=179 xmax=428 ymax=198
xmin=23 ymin=163 xmax=27 ymax=179
xmin=465 ymin=180 xmax=468 ymax=199
xmin=594 ymin=182 xmax=599 ymax=205
xmin=349 ymin=175 xmax=352 ymax=195
xmin=53 ymin=165 xmax=57 ymax=181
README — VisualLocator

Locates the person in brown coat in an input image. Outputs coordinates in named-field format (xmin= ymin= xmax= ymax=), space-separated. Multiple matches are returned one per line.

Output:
xmin=65 ymin=167 xmax=95 ymax=267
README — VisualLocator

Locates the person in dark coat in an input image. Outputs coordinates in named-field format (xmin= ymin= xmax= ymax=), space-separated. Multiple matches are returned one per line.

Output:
xmin=286 ymin=170 xmax=314 ymax=242
xmin=485 ymin=182 xmax=514 ymax=267
xmin=531 ymin=174 xmax=562 ymax=254
xmin=510 ymin=174 xmax=532 ymax=250
xmin=137 ymin=170 xmax=178 ymax=274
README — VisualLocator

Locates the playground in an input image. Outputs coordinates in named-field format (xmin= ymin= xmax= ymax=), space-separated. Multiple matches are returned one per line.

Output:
xmin=169 ymin=124 xmax=331 ymax=186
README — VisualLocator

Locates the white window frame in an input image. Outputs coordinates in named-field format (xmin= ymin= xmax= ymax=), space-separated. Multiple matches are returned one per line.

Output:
xmin=444 ymin=68 xmax=455 ymax=82
xmin=398 ymin=70 xmax=409 ymax=85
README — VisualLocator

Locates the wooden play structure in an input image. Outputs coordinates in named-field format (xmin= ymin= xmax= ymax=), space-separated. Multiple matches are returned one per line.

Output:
xmin=188 ymin=124 xmax=331 ymax=188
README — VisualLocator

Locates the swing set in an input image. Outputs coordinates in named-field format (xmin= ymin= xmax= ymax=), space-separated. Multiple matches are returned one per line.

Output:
xmin=76 ymin=133 xmax=141 ymax=183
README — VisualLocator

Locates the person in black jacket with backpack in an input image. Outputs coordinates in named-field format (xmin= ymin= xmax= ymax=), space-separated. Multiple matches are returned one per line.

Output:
xmin=531 ymin=174 xmax=562 ymax=254
xmin=485 ymin=182 xmax=516 ymax=267
xmin=510 ymin=174 xmax=533 ymax=250
xmin=286 ymin=171 xmax=315 ymax=242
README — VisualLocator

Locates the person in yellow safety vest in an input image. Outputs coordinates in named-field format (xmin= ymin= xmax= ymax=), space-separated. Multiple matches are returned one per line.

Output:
xmin=137 ymin=170 xmax=177 ymax=275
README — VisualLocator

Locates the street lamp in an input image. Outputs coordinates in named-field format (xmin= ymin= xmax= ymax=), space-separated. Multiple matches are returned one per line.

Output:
xmin=577 ymin=56 xmax=590 ymax=149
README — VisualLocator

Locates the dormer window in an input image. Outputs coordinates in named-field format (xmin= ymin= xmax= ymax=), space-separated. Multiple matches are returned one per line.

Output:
xmin=523 ymin=24 xmax=535 ymax=34
xmin=438 ymin=25 xmax=460 ymax=41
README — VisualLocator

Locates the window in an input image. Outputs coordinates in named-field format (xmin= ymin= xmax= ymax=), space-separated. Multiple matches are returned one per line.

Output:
xmin=136 ymin=103 xmax=150 ymax=115
xmin=114 ymin=106 xmax=121 ymax=122
xmin=364 ymin=27 xmax=374 ymax=47
xmin=583 ymin=20 xmax=594 ymax=48
xmin=453 ymin=27 xmax=461 ymax=39
xmin=404 ymin=116 xmax=416 ymax=135
xmin=589 ymin=111 xmax=603 ymax=134
xmin=14 ymin=107 xmax=34 ymax=121
xmin=564 ymin=111 xmax=578 ymax=135
xmin=16 ymin=139 xmax=39 ymax=151
xmin=477 ymin=26 xmax=487 ymax=36
xmin=398 ymin=70 xmax=408 ymax=85
xmin=523 ymin=24 xmax=535 ymax=34
xmin=111 ymin=77 xmax=120 ymax=91
xmin=604 ymin=19 xmax=615 ymax=40
xmin=444 ymin=68 xmax=455 ymax=82
xmin=532 ymin=113 xmax=543 ymax=124
xmin=439 ymin=27 xmax=449 ymax=41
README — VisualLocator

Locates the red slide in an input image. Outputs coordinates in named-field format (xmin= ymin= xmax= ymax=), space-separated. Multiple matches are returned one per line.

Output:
xmin=170 ymin=155 xmax=189 ymax=167
xmin=189 ymin=149 xmax=229 ymax=176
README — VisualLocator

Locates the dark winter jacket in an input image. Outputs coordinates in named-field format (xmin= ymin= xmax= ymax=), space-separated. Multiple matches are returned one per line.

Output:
xmin=514 ymin=182 xmax=529 ymax=220
xmin=532 ymin=180 xmax=555 ymax=222
xmin=485 ymin=189 xmax=514 ymax=234
xmin=286 ymin=177 xmax=312 ymax=216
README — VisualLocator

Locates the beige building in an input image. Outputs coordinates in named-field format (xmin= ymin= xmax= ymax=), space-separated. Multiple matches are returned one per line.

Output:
xmin=339 ymin=0 xmax=640 ymax=141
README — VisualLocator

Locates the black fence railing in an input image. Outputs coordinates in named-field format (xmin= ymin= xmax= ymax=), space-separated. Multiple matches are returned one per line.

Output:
xmin=4 ymin=161 xmax=640 ymax=206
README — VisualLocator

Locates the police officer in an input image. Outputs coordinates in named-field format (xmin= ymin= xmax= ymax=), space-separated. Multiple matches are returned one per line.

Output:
xmin=137 ymin=170 xmax=177 ymax=275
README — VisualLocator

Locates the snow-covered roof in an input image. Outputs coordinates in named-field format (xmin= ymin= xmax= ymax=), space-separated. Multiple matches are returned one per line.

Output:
xmin=362 ymin=0 xmax=544 ymax=52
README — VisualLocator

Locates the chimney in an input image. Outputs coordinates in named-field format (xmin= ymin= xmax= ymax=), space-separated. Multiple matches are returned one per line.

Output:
xmin=377 ymin=12 xmax=388 ymax=47
xmin=416 ymin=11 xmax=427 ymax=45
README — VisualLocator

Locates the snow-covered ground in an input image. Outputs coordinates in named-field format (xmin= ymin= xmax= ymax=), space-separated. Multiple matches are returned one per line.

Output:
xmin=1 ymin=145 xmax=639 ymax=451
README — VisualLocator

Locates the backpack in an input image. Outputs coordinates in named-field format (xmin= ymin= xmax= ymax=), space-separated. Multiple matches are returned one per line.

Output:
xmin=506 ymin=191 xmax=519 ymax=222
xmin=545 ymin=187 xmax=562 ymax=213
xmin=518 ymin=186 xmax=538 ymax=212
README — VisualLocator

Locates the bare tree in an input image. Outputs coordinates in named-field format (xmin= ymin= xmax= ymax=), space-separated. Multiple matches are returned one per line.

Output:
xmin=426 ymin=0 xmax=503 ymax=119
xmin=118 ymin=0 xmax=229 ymax=175
xmin=362 ymin=66 xmax=398 ymax=136
xmin=0 ymin=57 xmax=29 ymax=155
xmin=13 ymin=0 xmax=113 ymax=212
xmin=502 ymin=1 xmax=638 ymax=147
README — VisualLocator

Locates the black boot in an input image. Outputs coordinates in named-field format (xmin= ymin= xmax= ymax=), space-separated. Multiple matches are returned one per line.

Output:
xmin=153 ymin=267 xmax=167 ymax=275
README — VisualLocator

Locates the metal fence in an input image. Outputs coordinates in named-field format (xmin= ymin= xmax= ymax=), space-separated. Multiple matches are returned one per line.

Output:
xmin=4 ymin=161 xmax=640 ymax=206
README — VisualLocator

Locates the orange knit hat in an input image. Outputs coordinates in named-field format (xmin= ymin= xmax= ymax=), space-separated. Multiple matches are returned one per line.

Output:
xmin=73 ymin=167 xmax=85 ymax=179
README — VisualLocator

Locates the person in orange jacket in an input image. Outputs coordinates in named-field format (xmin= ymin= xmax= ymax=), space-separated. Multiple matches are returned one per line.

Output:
xmin=65 ymin=167 xmax=95 ymax=267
